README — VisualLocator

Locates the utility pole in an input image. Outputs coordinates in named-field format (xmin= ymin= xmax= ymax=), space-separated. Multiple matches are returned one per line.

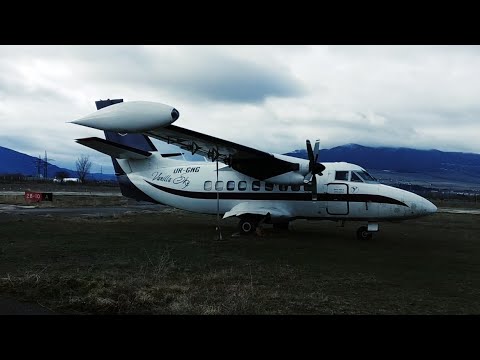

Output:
xmin=42 ymin=151 xmax=55 ymax=180
xmin=35 ymin=155 xmax=43 ymax=178
xmin=44 ymin=151 xmax=48 ymax=179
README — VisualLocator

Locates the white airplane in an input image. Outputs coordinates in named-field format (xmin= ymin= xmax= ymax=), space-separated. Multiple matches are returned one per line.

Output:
xmin=71 ymin=99 xmax=437 ymax=240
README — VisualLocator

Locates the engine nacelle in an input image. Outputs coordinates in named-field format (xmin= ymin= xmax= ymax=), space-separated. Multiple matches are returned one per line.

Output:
xmin=264 ymin=171 xmax=306 ymax=185
xmin=264 ymin=153 xmax=311 ymax=185
xmin=71 ymin=101 xmax=179 ymax=132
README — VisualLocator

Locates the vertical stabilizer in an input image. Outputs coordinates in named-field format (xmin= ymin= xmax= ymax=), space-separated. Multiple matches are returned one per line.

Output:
xmin=95 ymin=99 xmax=158 ymax=175
xmin=96 ymin=98 xmax=159 ymax=203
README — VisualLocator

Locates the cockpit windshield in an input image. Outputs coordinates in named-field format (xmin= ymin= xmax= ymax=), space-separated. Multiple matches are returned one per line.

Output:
xmin=350 ymin=171 xmax=363 ymax=182
xmin=355 ymin=170 xmax=377 ymax=183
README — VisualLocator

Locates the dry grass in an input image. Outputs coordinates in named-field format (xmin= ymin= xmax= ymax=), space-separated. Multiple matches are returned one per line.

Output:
xmin=1 ymin=200 xmax=480 ymax=314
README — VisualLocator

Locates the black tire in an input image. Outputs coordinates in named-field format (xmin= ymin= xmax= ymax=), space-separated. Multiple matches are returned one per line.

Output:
xmin=356 ymin=226 xmax=373 ymax=241
xmin=239 ymin=219 xmax=256 ymax=234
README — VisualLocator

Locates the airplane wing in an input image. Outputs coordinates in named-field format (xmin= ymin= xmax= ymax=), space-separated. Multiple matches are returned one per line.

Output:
xmin=145 ymin=125 xmax=300 ymax=180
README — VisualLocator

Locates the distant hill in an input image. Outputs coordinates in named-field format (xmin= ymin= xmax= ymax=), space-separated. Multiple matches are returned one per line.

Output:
xmin=285 ymin=143 xmax=480 ymax=174
xmin=0 ymin=146 xmax=116 ymax=181
xmin=285 ymin=143 xmax=480 ymax=191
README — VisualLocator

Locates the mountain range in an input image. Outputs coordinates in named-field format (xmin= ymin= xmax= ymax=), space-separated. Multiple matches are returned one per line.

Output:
xmin=285 ymin=144 xmax=480 ymax=191
xmin=1 ymin=144 xmax=479 ymax=190
xmin=285 ymin=143 xmax=480 ymax=174
xmin=0 ymin=146 xmax=115 ymax=181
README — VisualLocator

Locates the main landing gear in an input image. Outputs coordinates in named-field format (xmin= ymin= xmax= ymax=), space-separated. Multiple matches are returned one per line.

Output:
xmin=356 ymin=223 xmax=379 ymax=241
xmin=239 ymin=218 xmax=256 ymax=234
xmin=238 ymin=215 xmax=290 ymax=235
xmin=238 ymin=215 xmax=263 ymax=235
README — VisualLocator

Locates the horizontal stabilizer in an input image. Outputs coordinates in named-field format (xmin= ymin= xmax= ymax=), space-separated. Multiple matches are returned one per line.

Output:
xmin=76 ymin=137 xmax=152 ymax=159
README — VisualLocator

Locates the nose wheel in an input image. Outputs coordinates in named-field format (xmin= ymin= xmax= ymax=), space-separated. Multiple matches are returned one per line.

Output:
xmin=356 ymin=226 xmax=372 ymax=240
xmin=356 ymin=223 xmax=378 ymax=241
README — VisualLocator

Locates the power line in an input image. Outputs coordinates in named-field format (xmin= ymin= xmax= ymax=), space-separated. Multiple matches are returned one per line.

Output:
xmin=32 ymin=151 xmax=55 ymax=179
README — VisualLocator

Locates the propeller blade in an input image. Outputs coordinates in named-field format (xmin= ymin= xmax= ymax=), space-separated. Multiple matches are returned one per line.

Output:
xmin=313 ymin=140 xmax=320 ymax=163
xmin=306 ymin=140 xmax=314 ymax=163
xmin=312 ymin=174 xmax=317 ymax=201
xmin=304 ymin=172 xmax=313 ymax=184
xmin=315 ymin=163 xmax=326 ymax=175
xmin=306 ymin=138 xmax=323 ymax=178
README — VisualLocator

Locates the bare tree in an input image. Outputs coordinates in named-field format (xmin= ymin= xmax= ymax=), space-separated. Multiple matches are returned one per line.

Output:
xmin=76 ymin=155 xmax=92 ymax=183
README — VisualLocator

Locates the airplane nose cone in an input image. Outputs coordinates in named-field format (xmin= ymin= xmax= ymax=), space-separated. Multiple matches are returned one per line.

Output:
xmin=416 ymin=197 xmax=437 ymax=216
xmin=424 ymin=199 xmax=437 ymax=214
xmin=404 ymin=191 xmax=437 ymax=218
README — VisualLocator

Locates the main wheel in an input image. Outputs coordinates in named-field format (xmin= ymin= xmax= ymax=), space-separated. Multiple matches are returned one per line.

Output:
xmin=239 ymin=219 xmax=256 ymax=234
xmin=356 ymin=226 xmax=373 ymax=241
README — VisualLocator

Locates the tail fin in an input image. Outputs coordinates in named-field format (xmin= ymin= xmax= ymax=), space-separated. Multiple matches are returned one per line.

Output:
xmin=96 ymin=99 xmax=160 ymax=203
xmin=95 ymin=99 xmax=158 ymax=175
xmin=104 ymin=131 xmax=157 ymax=175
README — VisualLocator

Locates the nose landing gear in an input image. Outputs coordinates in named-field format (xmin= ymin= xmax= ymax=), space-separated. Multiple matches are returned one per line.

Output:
xmin=356 ymin=223 xmax=378 ymax=241
xmin=356 ymin=226 xmax=372 ymax=240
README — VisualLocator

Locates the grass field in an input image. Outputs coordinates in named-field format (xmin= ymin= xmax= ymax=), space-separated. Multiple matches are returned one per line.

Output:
xmin=1 ymin=202 xmax=479 ymax=315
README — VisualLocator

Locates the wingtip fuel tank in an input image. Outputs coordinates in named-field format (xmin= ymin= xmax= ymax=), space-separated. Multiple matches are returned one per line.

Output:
xmin=71 ymin=101 xmax=179 ymax=132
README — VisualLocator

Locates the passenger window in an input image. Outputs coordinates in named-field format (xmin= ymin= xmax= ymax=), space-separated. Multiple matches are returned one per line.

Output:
xmin=351 ymin=172 xmax=363 ymax=183
xmin=252 ymin=181 xmax=261 ymax=191
xmin=215 ymin=181 xmax=224 ymax=191
xmin=279 ymin=185 xmax=288 ymax=191
xmin=227 ymin=181 xmax=235 ymax=191
xmin=291 ymin=184 xmax=300 ymax=191
xmin=238 ymin=181 xmax=247 ymax=191
xmin=204 ymin=181 xmax=212 ymax=191
xmin=335 ymin=171 xmax=349 ymax=181
xmin=265 ymin=183 xmax=274 ymax=191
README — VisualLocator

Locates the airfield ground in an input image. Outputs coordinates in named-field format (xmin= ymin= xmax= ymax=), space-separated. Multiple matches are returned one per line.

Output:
xmin=0 ymin=184 xmax=479 ymax=315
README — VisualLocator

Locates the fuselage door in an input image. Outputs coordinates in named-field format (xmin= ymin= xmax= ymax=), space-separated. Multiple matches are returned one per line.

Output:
xmin=327 ymin=183 xmax=349 ymax=215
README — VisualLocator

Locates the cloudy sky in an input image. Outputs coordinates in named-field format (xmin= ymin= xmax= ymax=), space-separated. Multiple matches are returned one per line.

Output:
xmin=1 ymin=45 xmax=479 ymax=174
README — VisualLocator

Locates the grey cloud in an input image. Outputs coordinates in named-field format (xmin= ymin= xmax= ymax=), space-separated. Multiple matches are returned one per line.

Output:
xmin=0 ymin=61 xmax=76 ymax=104
xmin=0 ymin=136 xmax=36 ymax=154
xmin=2 ymin=45 xmax=480 ymax=173
xmin=61 ymin=46 xmax=305 ymax=103
xmin=167 ymin=52 xmax=305 ymax=103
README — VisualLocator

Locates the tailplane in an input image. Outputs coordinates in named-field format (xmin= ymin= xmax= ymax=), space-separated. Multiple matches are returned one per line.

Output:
xmin=95 ymin=99 xmax=160 ymax=203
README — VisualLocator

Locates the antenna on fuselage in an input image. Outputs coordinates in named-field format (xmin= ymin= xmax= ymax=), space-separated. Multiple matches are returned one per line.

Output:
xmin=216 ymin=157 xmax=223 ymax=241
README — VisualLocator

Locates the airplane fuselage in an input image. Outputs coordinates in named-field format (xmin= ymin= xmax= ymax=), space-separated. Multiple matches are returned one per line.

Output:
xmin=72 ymin=99 xmax=438 ymax=239
xmin=118 ymin=154 xmax=437 ymax=222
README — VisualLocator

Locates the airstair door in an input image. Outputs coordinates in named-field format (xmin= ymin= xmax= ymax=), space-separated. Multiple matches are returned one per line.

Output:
xmin=327 ymin=183 xmax=349 ymax=215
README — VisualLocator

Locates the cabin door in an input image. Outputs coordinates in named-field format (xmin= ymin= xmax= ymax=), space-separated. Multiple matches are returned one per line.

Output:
xmin=327 ymin=183 xmax=349 ymax=215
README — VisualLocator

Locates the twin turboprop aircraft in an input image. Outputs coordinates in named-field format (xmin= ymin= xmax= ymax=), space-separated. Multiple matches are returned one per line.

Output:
xmin=71 ymin=99 xmax=437 ymax=240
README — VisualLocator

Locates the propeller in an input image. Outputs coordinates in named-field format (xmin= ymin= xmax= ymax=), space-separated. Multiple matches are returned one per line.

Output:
xmin=304 ymin=139 xmax=325 ymax=200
